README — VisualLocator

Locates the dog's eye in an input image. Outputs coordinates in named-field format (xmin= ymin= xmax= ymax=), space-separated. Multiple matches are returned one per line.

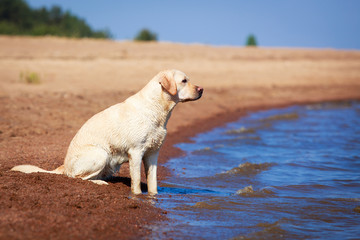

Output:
xmin=182 ymin=79 xmax=187 ymax=83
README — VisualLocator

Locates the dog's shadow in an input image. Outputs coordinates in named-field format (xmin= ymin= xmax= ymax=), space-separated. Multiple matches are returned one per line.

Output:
xmin=108 ymin=176 xmax=148 ymax=192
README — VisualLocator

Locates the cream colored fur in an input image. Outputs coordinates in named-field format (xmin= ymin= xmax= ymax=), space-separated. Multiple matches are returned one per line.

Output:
xmin=11 ymin=69 xmax=203 ymax=195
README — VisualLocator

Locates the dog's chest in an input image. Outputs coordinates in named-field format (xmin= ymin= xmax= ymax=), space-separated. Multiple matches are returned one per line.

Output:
xmin=143 ymin=126 xmax=167 ymax=151
xmin=109 ymin=125 xmax=167 ymax=157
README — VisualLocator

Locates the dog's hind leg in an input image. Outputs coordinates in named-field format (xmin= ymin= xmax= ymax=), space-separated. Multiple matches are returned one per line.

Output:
xmin=66 ymin=146 xmax=110 ymax=184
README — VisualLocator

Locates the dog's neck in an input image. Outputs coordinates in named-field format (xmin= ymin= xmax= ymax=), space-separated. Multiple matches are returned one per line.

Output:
xmin=129 ymin=80 xmax=178 ymax=129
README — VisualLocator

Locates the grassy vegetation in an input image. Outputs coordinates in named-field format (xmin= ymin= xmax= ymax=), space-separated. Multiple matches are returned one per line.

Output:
xmin=0 ymin=0 xmax=112 ymax=38
xmin=19 ymin=71 xmax=41 ymax=84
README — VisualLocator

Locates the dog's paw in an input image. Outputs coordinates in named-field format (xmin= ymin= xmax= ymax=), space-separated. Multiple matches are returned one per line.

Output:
xmin=89 ymin=180 xmax=109 ymax=185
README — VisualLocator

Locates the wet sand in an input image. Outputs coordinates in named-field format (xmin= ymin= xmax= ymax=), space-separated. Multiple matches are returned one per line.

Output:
xmin=0 ymin=36 xmax=360 ymax=239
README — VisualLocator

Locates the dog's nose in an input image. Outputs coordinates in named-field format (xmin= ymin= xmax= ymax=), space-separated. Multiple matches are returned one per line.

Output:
xmin=197 ymin=86 xmax=204 ymax=95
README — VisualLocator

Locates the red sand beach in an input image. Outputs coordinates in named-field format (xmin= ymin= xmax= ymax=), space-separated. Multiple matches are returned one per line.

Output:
xmin=0 ymin=36 xmax=360 ymax=239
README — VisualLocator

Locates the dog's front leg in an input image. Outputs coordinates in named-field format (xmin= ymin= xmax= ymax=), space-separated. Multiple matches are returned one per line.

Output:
xmin=143 ymin=151 xmax=159 ymax=195
xmin=129 ymin=150 xmax=143 ymax=194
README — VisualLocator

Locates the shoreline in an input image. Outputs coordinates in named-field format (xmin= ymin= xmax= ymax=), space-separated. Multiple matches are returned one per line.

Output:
xmin=159 ymin=96 xmax=360 ymax=180
xmin=153 ymin=98 xmax=360 ymax=240
xmin=1 ymin=36 xmax=360 ymax=239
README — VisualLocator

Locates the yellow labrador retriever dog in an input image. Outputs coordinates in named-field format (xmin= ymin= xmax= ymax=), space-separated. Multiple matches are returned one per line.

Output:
xmin=12 ymin=69 xmax=203 ymax=195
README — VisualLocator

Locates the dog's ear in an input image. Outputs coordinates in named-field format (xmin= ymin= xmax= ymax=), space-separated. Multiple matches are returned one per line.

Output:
xmin=159 ymin=72 xmax=177 ymax=96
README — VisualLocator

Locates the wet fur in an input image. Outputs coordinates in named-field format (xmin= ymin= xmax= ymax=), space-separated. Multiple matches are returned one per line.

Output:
xmin=12 ymin=69 xmax=203 ymax=194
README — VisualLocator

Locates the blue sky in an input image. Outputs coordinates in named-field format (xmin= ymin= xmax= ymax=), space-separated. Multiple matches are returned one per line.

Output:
xmin=27 ymin=0 xmax=360 ymax=49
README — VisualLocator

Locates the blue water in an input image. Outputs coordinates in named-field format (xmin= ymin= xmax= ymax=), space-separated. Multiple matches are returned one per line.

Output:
xmin=151 ymin=101 xmax=360 ymax=239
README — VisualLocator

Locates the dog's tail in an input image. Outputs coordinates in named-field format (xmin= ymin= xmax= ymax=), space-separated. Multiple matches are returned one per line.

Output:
xmin=11 ymin=164 xmax=64 ymax=175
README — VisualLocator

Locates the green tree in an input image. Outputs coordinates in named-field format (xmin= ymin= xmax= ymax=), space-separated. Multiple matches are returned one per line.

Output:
xmin=134 ymin=28 xmax=157 ymax=41
xmin=0 ymin=0 xmax=33 ymax=31
xmin=0 ymin=0 xmax=112 ymax=38
xmin=246 ymin=34 xmax=257 ymax=47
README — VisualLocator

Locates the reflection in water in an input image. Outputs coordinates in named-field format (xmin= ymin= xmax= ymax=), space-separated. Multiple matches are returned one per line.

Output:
xmin=150 ymin=101 xmax=360 ymax=240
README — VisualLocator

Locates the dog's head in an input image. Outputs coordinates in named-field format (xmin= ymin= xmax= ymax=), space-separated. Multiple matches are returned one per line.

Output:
xmin=158 ymin=69 xmax=203 ymax=102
